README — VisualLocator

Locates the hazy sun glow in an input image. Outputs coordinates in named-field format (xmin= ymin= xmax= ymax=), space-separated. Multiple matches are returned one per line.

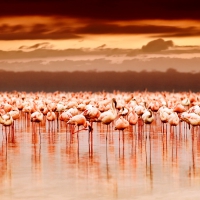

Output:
xmin=0 ymin=36 xmax=152 ymax=51
xmin=1 ymin=36 xmax=200 ymax=51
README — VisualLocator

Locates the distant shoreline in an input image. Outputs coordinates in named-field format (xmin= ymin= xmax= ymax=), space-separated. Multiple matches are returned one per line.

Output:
xmin=0 ymin=69 xmax=200 ymax=92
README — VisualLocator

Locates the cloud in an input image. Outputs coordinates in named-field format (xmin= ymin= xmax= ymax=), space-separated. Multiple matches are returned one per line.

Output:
xmin=152 ymin=25 xmax=200 ymax=38
xmin=75 ymin=24 xmax=197 ymax=35
xmin=96 ymin=44 xmax=106 ymax=49
xmin=19 ymin=42 xmax=53 ymax=50
xmin=0 ymin=42 xmax=200 ymax=60
xmin=0 ymin=23 xmax=81 ymax=40
xmin=0 ymin=48 xmax=133 ymax=60
xmin=1 ymin=22 xmax=200 ymax=40
xmin=1 ymin=1 xmax=200 ymax=21
xmin=141 ymin=39 xmax=174 ymax=52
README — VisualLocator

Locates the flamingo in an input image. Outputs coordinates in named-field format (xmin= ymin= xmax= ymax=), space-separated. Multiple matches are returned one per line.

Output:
xmin=118 ymin=106 xmax=129 ymax=118
xmin=159 ymin=109 xmax=170 ymax=131
xmin=158 ymin=105 xmax=173 ymax=132
xmin=128 ymin=109 xmax=138 ymax=126
xmin=180 ymin=112 xmax=200 ymax=127
xmin=128 ymin=98 xmax=137 ymax=109
xmin=31 ymin=111 xmax=43 ymax=123
xmin=0 ymin=104 xmax=6 ymax=115
xmin=0 ymin=113 xmax=14 ymax=127
xmin=173 ymin=103 xmax=186 ymax=114
xmin=188 ymin=105 xmax=200 ymax=115
xmin=114 ymin=116 xmax=129 ymax=131
xmin=56 ymin=102 xmax=66 ymax=112
xmin=0 ymin=113 xmax=14 ymax=141
xmin=98 ymin=98 xmax=118 ymax=124
xmin=181 ymin=98 xmax=190 ymax=108
xmin=148 ymin=99 xmax=160 ymax=112
xmin=142 ymin=109 xmax=154 ymax=137
xmin=168 ymin=112 xmax=180 ymax=133
xmin=134 ymin=102 xmax=146 ymax=117
xmin=142 ymin=109 xmax=154 ymax=124
xmin=114 ymin=116 xmax=129 ymax=144
xmin=9 ymin=107 xmax=20 ymax=130
xmin=98 ymin=98 xmax=118 ymax=139
xmin=67 ymin=107 xmax=79 ymax=116
xmin=59 ymin=111 xmax=72 ymax=122
xmin=16 ymin=99 xmax=24 ymax=111
xmin=46 ymin=108 xmax=56 ymax=131
xmin=77 ymin=103 xmax=87 ymax=111
xmin=83 ymin=105 xmax=100 ymax=129
xmin=31 ymin=110 xmax=44 ymax=140
xmin=2 ymin=103 xmax=12 ymax=113
xmin=66 ymin=100 xmax=78 ymax=109
xmin=55 ymin=102 xmax=66 ymax=128
xmin=67 ymin=114 xmax=91 ymax=141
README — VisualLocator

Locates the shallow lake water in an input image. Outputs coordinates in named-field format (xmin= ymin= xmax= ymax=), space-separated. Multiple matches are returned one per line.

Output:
xmin=1 ymin=113 xmax=200 ymax=200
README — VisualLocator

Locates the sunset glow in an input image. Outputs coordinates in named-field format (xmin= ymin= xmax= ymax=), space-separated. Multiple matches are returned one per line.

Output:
xmin=1 ymin=2 xmax=200 ymax=199
xmin=1 ymin=35 xmax=200 ymax=51
xmin=0 ymin=14 xmax=200 ymax=50
xmin=0 ymin=0 xmax=200 ymax=77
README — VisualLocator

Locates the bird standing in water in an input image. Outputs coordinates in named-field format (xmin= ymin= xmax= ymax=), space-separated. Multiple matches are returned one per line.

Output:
xmin=142 ymin=109 xmax=154 ymax=138
xmin=67 ymin=114 xmax=91 ymax=142
xmin=83 ymin=105 xmax=100 ymax=130
xmin=0 ymin=113 xmax=14 ymax=141
xmin=31 ymin=110 xmax=44 ymax=141
xmin=115 ymin=116 xmax=129 ymax=131
xmin=98 ymin=98 xmax=118 ymax=140
xmin=46 ymin=107 xmax=56 ymax=132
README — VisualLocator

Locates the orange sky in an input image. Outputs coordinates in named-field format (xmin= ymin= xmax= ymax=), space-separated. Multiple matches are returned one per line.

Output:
xmin=0 ymin=16 xmax=200 ymax=50
xmin=0 ymin=0 xmax=200 ymax=73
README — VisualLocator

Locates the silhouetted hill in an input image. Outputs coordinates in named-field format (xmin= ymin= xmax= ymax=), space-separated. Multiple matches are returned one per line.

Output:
xmin=0 ymin=69 xmax=200 ymax=92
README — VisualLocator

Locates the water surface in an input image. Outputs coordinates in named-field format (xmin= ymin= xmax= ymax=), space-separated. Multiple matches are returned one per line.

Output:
xmin=1 ymin=116 xmax=200 ymax=200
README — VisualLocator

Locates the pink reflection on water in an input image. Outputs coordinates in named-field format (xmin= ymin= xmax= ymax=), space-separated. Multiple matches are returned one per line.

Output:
xmin=1 ymin=114 xmax=200 ymax=199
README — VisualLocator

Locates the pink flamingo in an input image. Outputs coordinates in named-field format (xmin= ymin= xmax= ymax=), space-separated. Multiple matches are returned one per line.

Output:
xmin=46 ymin=108 xmax=56 ymax=132
xmin=128 ymin=110 xmax=138 ymax=126
xmin=0 ymin=113 xmax=14 ymax=141
xmin=83 ymin=105 xmax=100 ymax=129
xmin=168 ymin=112 xmax=179 ymax=133
xmin=114 ymin=116 xmax=129 ymax=131
xmin=98 ymin=98 xmax=118 ymax=139
xmin=31 ymin=110 xmax=44 ymax=140
xmin=67 ymin=114 xmax=91 ymax=141
xmin=142 ymin=109 xmax=154 ymax=137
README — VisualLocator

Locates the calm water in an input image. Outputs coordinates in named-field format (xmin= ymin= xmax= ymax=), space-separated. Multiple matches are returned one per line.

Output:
xmin=1 ymin=114 xmax=200 ymax=200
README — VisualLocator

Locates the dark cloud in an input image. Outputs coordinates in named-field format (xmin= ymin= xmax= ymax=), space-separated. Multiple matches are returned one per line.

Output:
xmin=75 ymin=24 xmax=200 ymax=37
xmin=1 ymin=0 xmax=200 ymax=20
xmin=1 ymin=23 xmax=200 ymax=40
xmin=19 ymin=42 xmax=53 ymax=50
xmin=0 ymin=23 xmax=81 ymax=40
xmin=0 ymin=24 xmax=25 ymax=33
xmin=75 ymin=24 xmax=196 ymax=35
xmin=141 ymin=39 xmax=174 ymax=52
xmin=96 ymin=44 xmax=106 ymax=49
xmin=155 ymin=30 xmax=200 ymax=37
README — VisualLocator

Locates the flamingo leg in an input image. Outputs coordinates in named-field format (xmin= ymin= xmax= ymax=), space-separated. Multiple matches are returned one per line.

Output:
xmin=106 ymin=127 xmax=108 ymax=140
xmin=39 ymin=123 xmax=41 ymax=143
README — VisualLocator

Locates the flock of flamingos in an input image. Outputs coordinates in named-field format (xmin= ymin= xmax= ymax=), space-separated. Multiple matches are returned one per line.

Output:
xmin=0 ymin=91 xmax=200 ymax=141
